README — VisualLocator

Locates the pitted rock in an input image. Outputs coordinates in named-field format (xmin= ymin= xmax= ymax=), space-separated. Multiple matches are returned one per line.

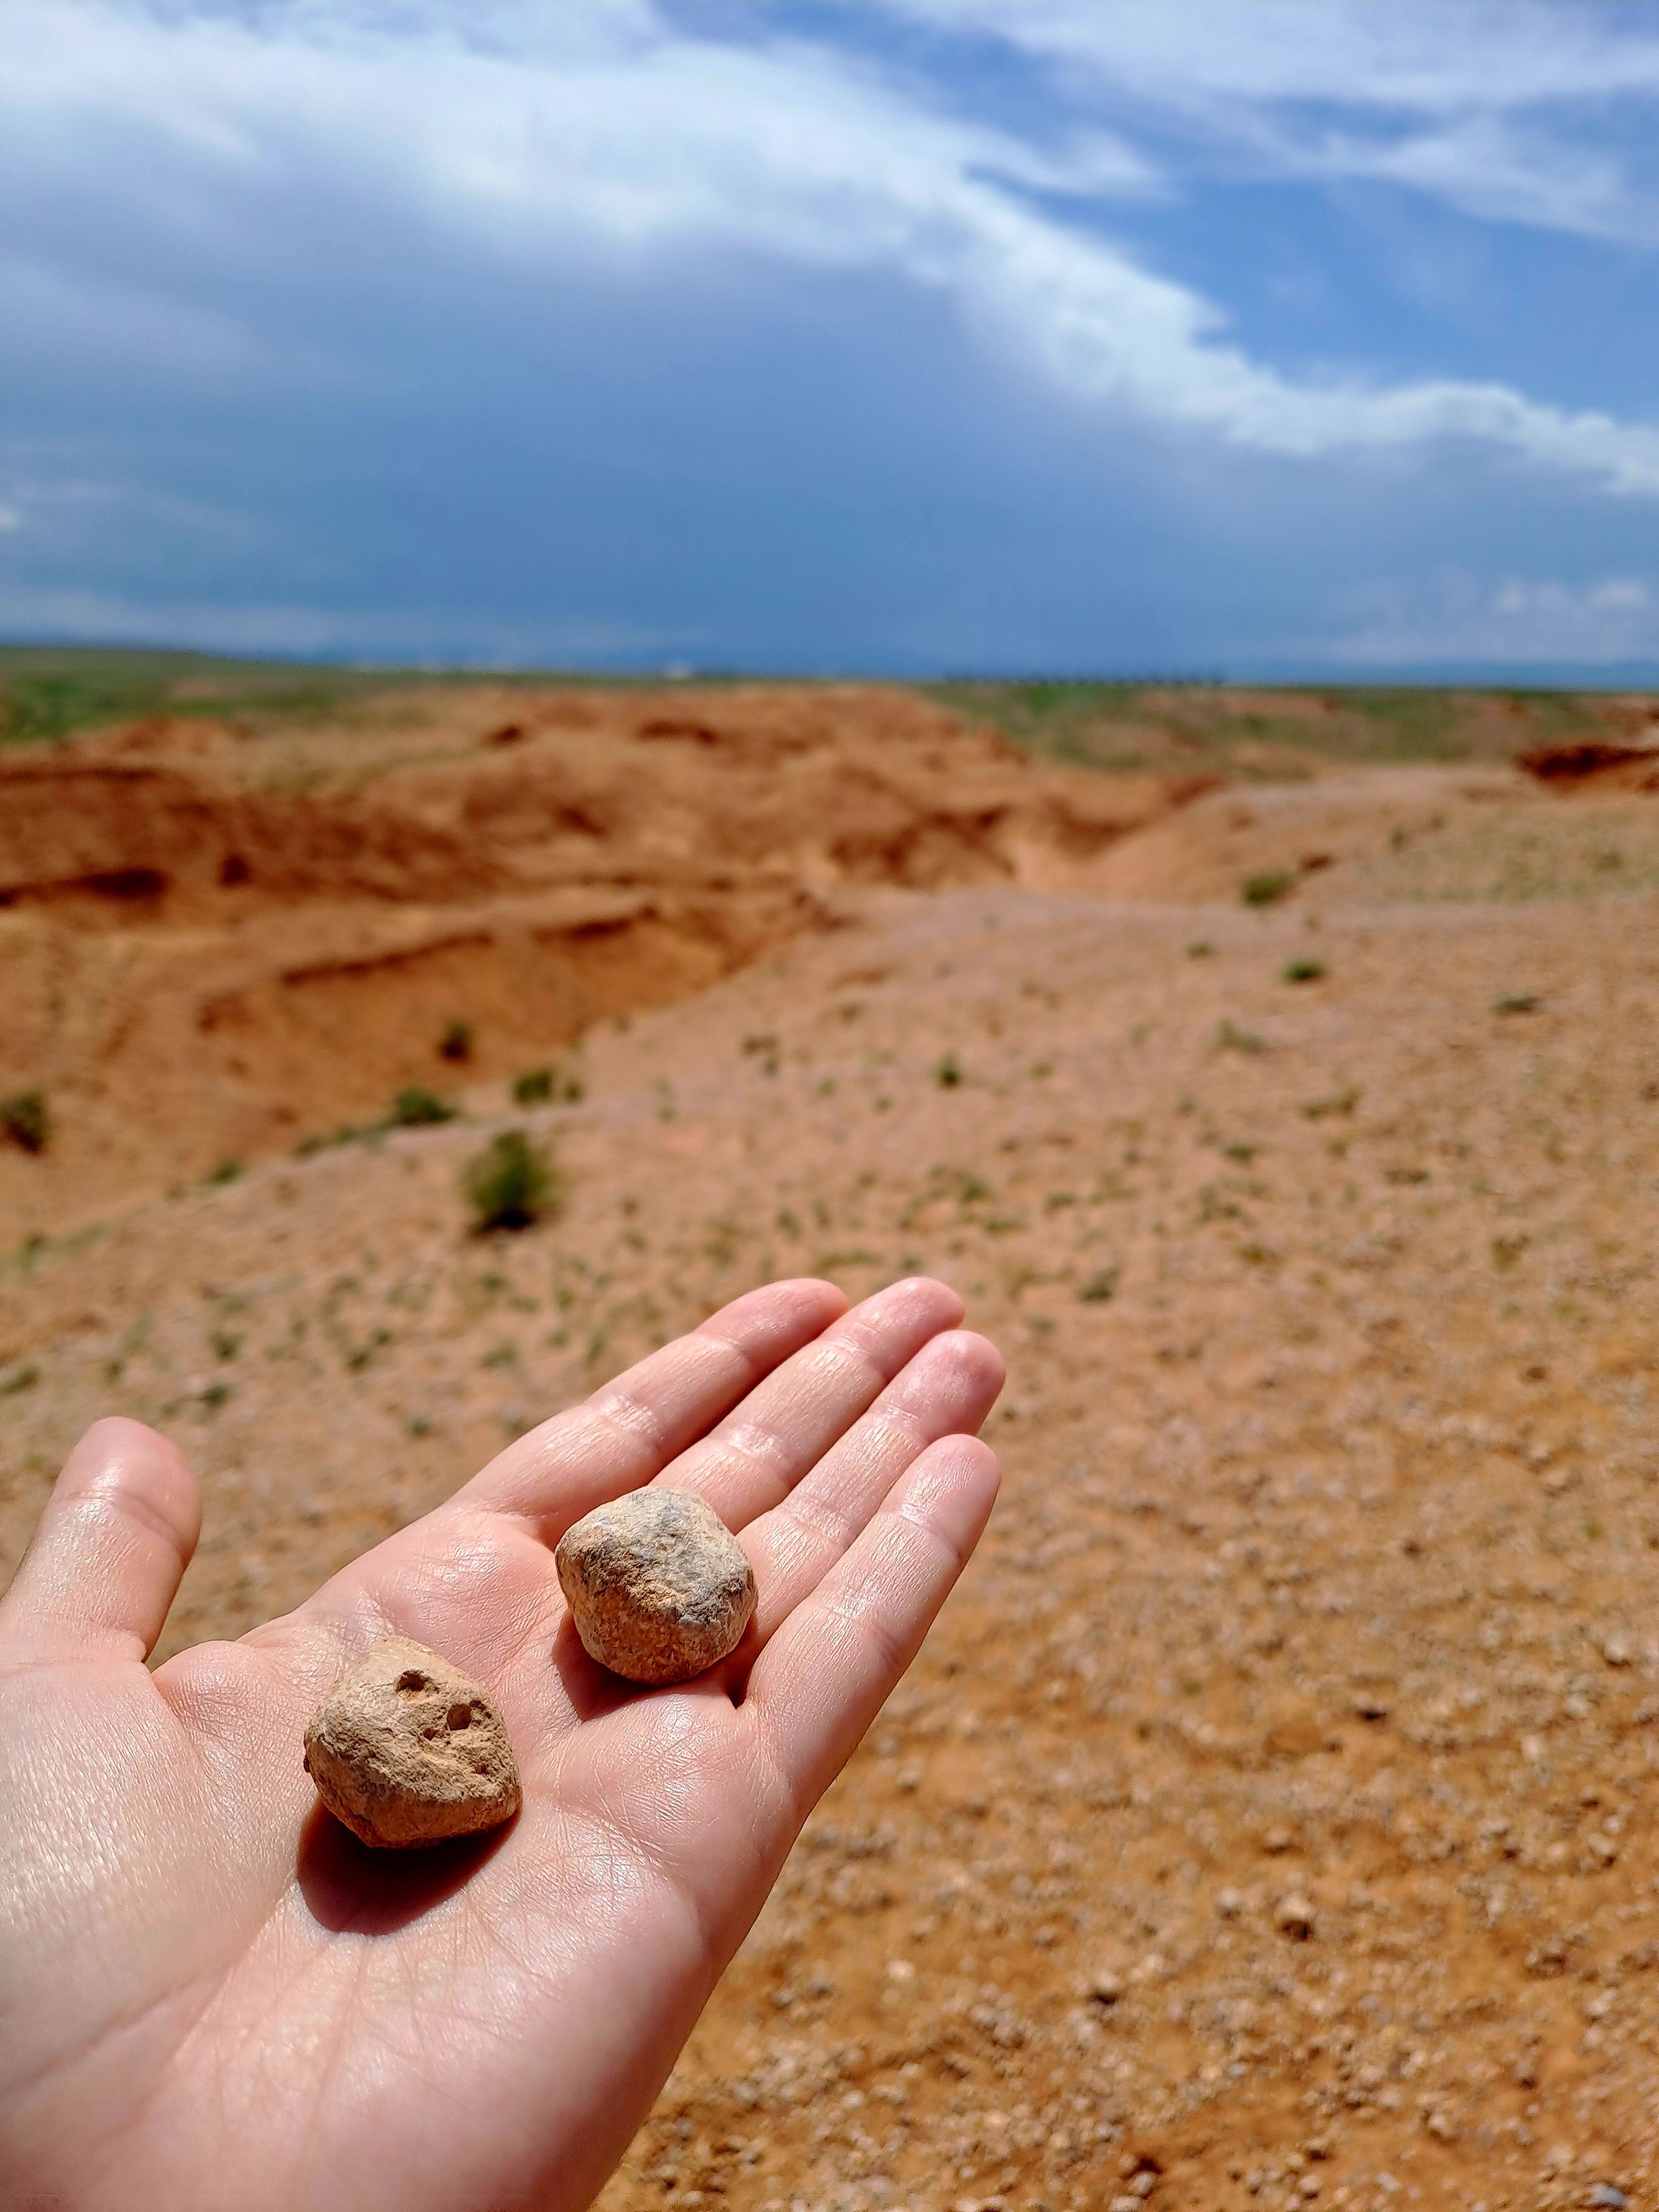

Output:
xmin=303 ymin=1636 xmax=521 ymax=1849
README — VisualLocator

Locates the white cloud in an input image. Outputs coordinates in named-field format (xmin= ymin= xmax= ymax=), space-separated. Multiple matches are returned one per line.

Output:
xmin=894 ymin=1 xmax=1659 ymax=246
xmin=0 ymin=504 xmax=22 ymax=533
xmin=4 ymin=2 xmax=1659 ymax=495
xmin=1331 ymin=572 xmax=1659 ymax=666
xmin=900 ymin=1 xmax=1659 ymax=116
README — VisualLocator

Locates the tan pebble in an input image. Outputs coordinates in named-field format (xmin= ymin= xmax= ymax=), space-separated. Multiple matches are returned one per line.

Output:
xmin=303 ymin=1635 xmax=521 ymax=1849
xmin=555 ymin=1487 xmax=757 ymax=1684
xmin=1275 ymin=1892 xmax=1316 ymax=1939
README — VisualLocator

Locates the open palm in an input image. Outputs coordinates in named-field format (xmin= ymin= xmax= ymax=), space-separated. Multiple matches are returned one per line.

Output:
xmin=0 ymin=1276 xmax=1001 ymax=2212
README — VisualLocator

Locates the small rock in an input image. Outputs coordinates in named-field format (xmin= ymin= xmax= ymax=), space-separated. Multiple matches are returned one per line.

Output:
xmin=1275 ymin=1892 xmax=1316 ymax=1939
xmin=1088 ymin=1966 xmax=1124 ymax=2004
xmin=1588 ymin=2186 xmax=1629 ymax=2209
xmin=556 ymin=1486 xmax=757 ymax=1684
xmin=1352 ymin=1690 xmax=1390 ymax=1720
xmin=303 ymin=1636 xmax=521 ymax=1849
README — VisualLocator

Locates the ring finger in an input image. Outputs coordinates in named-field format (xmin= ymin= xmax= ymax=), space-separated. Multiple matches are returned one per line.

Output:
xmin=736 ymin=1324 xmax=1004 ymax=1650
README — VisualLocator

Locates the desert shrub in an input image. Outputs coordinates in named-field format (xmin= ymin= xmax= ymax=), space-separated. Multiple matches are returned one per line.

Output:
xmin=439 ymin=1018 xmax=474 ymax=1063
xmin=1 ymin=1091 xmax=48 ymax=1154
xmin=464 ymin=1129 xmax=561 ymax=1233
xmin=933 ymin=1052 xmax=963 ymax=1089
xmin=1241 ymin=869 xmax=1294 ymax=907
xmin=1079 ymin=1266 xmax=1120 ymax=1303
xmin=1282 ymin=957 xmax=1327 ymax=984
xmin=1493 ymin=992 xmax=1541 ymax=1015
xmin=513 ymin=1061 xmax=583 ymax=1108
xmin=206 ymin=1157 xmax=243 ymax=1185
xmin=392 ymin=1086 xmax=456 ymax=1127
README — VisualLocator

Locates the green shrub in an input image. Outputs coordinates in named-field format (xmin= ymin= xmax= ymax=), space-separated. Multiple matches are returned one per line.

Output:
xmin=1 ymin=1091 xmax=48 ymax=1155
xmin=932 ymin=1052 xmax=963 ymax=1089
xmin=1282 ymin=957 xmax=1327 ymax=984
xmin=439 ymin=1018 xmax=474 ymax=1063
xmin=1079 ymin=1266 xmax=1120 ymax=1303
xmin=392 ymin=1086 xmax=456 ymax=1127
xmin=464 ymin=1129 xmax=561 ymax=1233
xmin=513 ymin=1061 xmax=583 ymax=1107
xmin=1241 ymin=870 xmax=1294 ymax=908
xmin=206 ymin=1157 xmax=243 ymax=1186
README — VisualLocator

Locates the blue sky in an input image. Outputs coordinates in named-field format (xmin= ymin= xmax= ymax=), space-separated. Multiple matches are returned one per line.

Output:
xmin=5 ymin=0 xmax=1659 ymax=677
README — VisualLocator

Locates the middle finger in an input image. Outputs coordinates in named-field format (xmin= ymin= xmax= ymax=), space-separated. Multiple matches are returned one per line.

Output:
xmin=652 ymin=1276 xmax=964 ymax=1531
xmin=739 ymin=1323 xmax=1004 ymax=1646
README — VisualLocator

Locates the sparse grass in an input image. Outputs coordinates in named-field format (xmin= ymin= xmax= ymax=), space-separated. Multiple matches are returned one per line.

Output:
xmin=1 ymin=1091 xmax=49 ymax=1155
xmin=465 ymin=1129 xmax=562 ymax=1233
xmin=930 ymin=677 xmax=1604 ymax=778
xmin=0 ymin=645 xmax=454 ymax=747
xmin=1242 ymin=870 xmax=1295 ymax=909
xmin=0 ymin=644 xmax=649 ymax=748
xmin=1301 ymin=1085 xmax=1361 ymax=1119
xmin=1215 ymin=1019 xmax=1266 ymax=1055
xmin=1282 ymin=957 xmax=1327 ymax=984
xmin=391 ymin=1086 xmax=456 ymax=1127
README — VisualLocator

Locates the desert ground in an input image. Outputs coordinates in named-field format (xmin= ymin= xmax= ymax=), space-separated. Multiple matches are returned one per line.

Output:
xmin=4 ymin=665 xmax=1659 ymax=2212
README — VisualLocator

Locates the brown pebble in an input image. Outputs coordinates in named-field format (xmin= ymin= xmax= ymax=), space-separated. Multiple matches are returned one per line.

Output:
xmin=555 ymin=1487 xmax=757 ymax=1684
xmin=302 ymin=1635 xmax=521 ymax=1849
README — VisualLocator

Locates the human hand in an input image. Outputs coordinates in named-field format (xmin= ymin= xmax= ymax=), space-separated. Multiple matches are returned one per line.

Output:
xmin=0 ymin=1276 xmax=1001 ymax=2212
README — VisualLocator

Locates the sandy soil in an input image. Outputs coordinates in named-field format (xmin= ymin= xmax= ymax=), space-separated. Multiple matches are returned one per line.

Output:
xmin=0 ymin=684 xmax=1194 ymax=1238
xmin=3 ymin=690 xmax=1659 ymax=2212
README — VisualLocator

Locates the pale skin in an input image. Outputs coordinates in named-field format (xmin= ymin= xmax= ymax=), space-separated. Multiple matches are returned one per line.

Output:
xmin=0 ymin=1275 xmax=1003 ymax=2212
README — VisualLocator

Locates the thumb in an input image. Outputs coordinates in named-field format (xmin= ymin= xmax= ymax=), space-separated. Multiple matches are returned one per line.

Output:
xmin=0 ymin=1418 xmax=200 ymax=1665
